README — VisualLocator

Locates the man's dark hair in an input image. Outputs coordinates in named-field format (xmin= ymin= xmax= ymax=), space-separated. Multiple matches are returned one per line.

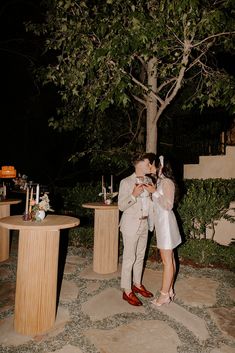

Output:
xmin=132 ymin=152 xmax=156 ymax=166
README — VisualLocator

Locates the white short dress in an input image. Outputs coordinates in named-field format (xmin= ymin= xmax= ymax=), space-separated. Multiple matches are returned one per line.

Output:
xmin=152 ymin=177 xmax=181 ymax=250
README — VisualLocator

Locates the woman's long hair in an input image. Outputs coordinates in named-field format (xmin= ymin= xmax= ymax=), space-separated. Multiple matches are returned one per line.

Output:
xmin=157 ymin=157 xmax=180 ymax=204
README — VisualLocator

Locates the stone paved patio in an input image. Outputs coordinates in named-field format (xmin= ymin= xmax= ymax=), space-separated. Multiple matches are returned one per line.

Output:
xmin=0 ymin=234 xmax=234 ymax=353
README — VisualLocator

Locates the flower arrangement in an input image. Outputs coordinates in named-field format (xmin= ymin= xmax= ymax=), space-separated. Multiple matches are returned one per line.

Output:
xmin=13 ymin=173 xmax=28 ymax=190
xmin=99 ymin=190 xmax=118 ymax=204
xmin=27 ymin=193 xmax=54 ymax=222
xmin=32 ymin=193 xmax=54 ymax=213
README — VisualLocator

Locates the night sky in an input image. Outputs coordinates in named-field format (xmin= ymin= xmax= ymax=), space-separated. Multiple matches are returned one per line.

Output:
xmin=0 ymin=0 xmax=78 ymax=186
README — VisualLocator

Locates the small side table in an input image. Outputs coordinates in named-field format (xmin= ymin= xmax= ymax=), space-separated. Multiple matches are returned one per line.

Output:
xmin=0 ymin=214 xmax=79 ymax=335
xmin=0 ymin=199 xmax=21 ymax=261
xmin=82 ymin=202 xmax=119 ymax=274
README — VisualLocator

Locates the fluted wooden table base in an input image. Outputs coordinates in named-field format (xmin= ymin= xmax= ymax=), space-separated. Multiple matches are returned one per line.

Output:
xmin=0 ymin=227 xmax=10 ymax=262
xmin=0 ymin=214 xmax=80 ymax=335
xmin=0 ymin=200 xmax=21 ymax=262
xmin=14 ymin=229 xmax=59 ymax=335
xmin=83 ymin=203 xmax=119 ymax=274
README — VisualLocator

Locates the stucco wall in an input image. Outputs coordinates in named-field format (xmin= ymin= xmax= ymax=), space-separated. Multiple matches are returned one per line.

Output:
xmin=184 ymin=146 xmax=235 ymax=179
xmin=183 ymin=146 xmax=235 ymax=246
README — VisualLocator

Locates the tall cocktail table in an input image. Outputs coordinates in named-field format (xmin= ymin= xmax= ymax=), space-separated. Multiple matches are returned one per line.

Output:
xmin=82 ymin=202 xmax=119 ymax=274
xmin=0 ymin=199 xmax=21 ymax=261
xmin=0 ymin=214 xmax=79 ymax=335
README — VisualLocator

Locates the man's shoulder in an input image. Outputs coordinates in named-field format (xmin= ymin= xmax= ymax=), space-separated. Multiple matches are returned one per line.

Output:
xmin=121 ymin=173 xmax=135 ymax=184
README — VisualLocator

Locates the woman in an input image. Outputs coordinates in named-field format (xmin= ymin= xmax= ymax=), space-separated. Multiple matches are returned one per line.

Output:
xmin=144 ymin=155 xmax=181 ymax=306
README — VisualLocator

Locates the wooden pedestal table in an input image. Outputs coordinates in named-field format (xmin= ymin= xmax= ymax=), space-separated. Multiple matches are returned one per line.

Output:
xmin=82 ymin=202 xmax=119 ymax=274
xmin=0 ymin=214 xmax=80 ymax=336
xmin=0 ymin=199 xmax=21 ymax=262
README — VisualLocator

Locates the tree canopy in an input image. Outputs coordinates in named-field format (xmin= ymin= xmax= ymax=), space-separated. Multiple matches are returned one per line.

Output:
xmin=28 ymin=0 xmax=235 ymax=163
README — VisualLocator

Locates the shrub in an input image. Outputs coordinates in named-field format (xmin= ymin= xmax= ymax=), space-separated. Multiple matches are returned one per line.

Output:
xmin=177 ymin=179 xmax=235 ymax=239
xmin=178 ymin=238 xmax=235 ymax=271
xmin=68 ymin=226 xmax=94 ymax=248
xmin=57 ymin=182 xmax=102 ymax=224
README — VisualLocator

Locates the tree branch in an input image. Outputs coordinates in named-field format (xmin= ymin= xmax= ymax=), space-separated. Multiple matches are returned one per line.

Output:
xmin=108 ymin=59 xmax=164 ymax=105
xmin=135 ymin=55 xmax=147 ymax=71
xmin=129 ymin=106 xmax=146 ymax=145
xmin=157 ymin=77 xmax=177 ymax=93
xmin=193 ymin=31 xmax=235 ymax=48
xmin=132 ymin=94 xmax=147 ymax=106
xmin=152 ymin=39 xmax=192 ymax=123
xmin=186 ymin=40 xmax=214 ymax=72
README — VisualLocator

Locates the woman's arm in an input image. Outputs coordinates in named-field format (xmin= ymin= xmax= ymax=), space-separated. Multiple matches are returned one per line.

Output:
xmin=153 ymin=178 xmax=175 ymax=210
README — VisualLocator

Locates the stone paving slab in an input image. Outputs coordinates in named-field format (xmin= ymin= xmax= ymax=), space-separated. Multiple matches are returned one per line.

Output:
xmin=0 ymin=315 xmax=32 ymax=346
xmin=208 ymin=307 xmax=235 ymax=340
xmin=175 ymin=276 xmax=218 ymax=307
xmin=0 ymin=306 xmax=70 ymax=346
xmin=141 ymin=268 xmax=162 ymax=294
xmin=82 ymin=287 xmax=145 ymax=321
xmin=60 ymin=279 xmax=79 ymax=302
xmin=153 ymin=301 xmax=210 ymax=341
xmin=64 ymin=263 xmax=78 ymax=275
xmin=50 ymin=344 xmax=83 ymax=353
xmin=84 ymin=319 xmax=181 ymax=353
xmin=79 ymin=264 xmax=121 ymax=280
xmin=66 ymin=255 xmax=87 ymax=265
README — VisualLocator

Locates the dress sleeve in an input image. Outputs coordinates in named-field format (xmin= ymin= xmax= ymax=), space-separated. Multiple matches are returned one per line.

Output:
xmin=152 ymin=178 xmax=175 ymax=210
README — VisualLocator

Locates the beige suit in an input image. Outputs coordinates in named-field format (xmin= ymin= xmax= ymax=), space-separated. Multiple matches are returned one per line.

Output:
xmin=118 ymin=173 xmax=154 ymax=291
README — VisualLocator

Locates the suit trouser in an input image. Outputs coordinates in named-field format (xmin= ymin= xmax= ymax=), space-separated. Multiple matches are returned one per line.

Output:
xmin=121 ymin=219 xmax=148 ymax=291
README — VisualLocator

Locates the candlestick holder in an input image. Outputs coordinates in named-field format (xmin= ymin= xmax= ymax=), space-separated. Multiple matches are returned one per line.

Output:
xmin=100 ymin=175 xmax=117 ymax=204
xmin=99 ymin=191 xmax=118 ymax=204
xmin=22 ymin=212 xmax=32 ymax=221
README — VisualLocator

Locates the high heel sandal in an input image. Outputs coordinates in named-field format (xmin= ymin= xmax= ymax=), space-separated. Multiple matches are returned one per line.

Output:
xmin=151 ymin=291 xmax=171 ymax=307
xmin=169 ymin=289 xmax=175 ymax=302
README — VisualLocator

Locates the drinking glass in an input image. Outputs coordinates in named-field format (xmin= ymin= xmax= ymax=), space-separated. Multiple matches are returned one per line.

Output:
xmin=135 ymin=177 xmax=144 ymax=185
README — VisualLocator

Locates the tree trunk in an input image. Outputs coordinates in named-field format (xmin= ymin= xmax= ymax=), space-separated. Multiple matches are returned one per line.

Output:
xmin=146 ymin=57 xmax=158 ymax=153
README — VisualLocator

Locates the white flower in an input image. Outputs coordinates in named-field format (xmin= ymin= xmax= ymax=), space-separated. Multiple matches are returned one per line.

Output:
xmin=38 ymin=193 xmax=54 ymax=212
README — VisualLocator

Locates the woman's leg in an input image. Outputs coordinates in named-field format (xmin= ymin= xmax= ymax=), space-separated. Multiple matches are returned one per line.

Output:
xmin=151 ymin=249 xmax=174 ymax=306
xmin=160 ymin=249 xmax=174 ymax=294
xmin=169 ymin=252 xmax=176 ymax=297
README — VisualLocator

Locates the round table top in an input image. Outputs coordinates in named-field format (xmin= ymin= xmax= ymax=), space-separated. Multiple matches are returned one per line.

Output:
xmin=0 ymin=199 xmax=22 ymax=206
xmin=0 ymin=214 xmax=80 ymax=230
xmin=82 ymin=202 xmax=118 ymax=210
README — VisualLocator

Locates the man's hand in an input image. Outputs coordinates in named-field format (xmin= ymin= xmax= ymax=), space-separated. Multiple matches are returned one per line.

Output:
xmin=132 ymin=184 xmax=144 ymax=198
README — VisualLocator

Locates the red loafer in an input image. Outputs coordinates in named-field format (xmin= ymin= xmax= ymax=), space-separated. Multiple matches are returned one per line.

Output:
xmin=132 ymin=284 xmax=154 ymax=298
xmin=123 ymin=291 xmax=143 ymax=306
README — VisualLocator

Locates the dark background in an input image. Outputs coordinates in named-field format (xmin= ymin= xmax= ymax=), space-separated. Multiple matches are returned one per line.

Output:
xmin=0 ymin=0 xmax=234 ymax=189
xmin=0 ymin=0 xmax=80 ymax=186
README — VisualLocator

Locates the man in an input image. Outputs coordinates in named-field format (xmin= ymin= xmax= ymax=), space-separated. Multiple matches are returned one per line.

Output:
xmin=118 ymin=153 xmax=155 ymax=306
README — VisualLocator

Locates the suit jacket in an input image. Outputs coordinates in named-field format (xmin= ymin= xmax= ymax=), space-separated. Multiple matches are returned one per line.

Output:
xmin=118 ymin=173 xmax=154 ymax=234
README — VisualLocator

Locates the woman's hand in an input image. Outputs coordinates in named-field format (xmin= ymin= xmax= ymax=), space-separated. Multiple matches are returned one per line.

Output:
xmin=143 ymin=183 xmax=156 ymax=194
